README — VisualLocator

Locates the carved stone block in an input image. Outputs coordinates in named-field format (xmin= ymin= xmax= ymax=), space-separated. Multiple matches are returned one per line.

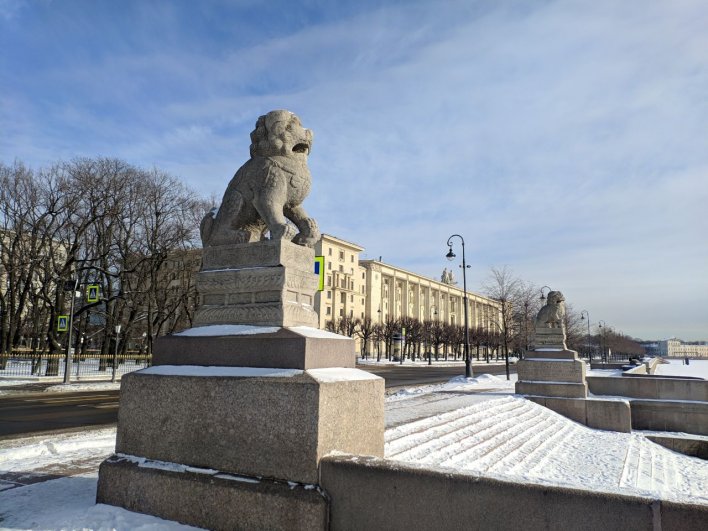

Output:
xmin=202 ymin=240 xmax=315 ymax=271
xmin=516 ymin=349 xmax=588 ymax=398
xmin=533 ymin=328 xmax=567 ymax=350
xmin=194 ymin=240 xmax=319 ymax=328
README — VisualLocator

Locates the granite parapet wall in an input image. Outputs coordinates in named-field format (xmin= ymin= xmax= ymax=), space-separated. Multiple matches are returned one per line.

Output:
xmin=320 ymin=455 xmax=708 ymax=531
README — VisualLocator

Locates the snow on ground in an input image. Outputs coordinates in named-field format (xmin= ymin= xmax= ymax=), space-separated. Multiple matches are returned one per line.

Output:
xmin=0 ymin=474 xmax=199 ymax=530
xmin=1 ymin=368 xmax=707 ymax=529
xmin=43 ymin=381 xmax=123 ymax=393
xmin=357 ymin=357 xmax=516 ymax=367
xmin=385 ymin=395 xmax=708 ymax=505
xmin=0 ymin=379 xmax=122 ymax=396
xmin=656 ymin=359 xmax=708 ymax=379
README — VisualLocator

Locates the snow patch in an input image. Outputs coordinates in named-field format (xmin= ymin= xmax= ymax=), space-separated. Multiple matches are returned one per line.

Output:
xmin=214 ymin=473 xmax=261 ymax=484
xmin=174 ymin=324 xmax=280 ymax=336
xmin=287 ymin=326 xmax=351 ymax=339
xmin=307 ymin=368 xmax=381 ymax=382
xmin=138 ymin=366 xmax=303 ymax=378
xmin=114 ymin=454 xmax=219 ymax=475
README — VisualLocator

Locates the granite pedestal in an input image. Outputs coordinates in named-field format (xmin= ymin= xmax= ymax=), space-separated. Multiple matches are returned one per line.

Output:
xmin=153 ymin=326 xmax=355 ymax=369
xmin=97 ymin=365 xmax=384 ymax=529
xmin=515 ymin=349 xmax=588 ymax=398
xmin=194 ymin=240 xmax=319 ymax=328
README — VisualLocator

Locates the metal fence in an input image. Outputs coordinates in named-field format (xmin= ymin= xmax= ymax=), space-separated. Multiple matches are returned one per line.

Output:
xmin=0 ymin=350 xmax=151 ymax=380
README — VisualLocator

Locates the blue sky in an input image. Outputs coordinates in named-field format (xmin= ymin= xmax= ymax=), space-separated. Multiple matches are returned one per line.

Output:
xmin=2 ymin=0 xmax=707 ymax=341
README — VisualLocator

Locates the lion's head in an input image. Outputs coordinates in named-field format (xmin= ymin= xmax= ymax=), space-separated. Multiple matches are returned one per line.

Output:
xmin=249 ymin=110 xmax=313 ymax=159
xmin=547 ymin=291 xmax=565 ymax=306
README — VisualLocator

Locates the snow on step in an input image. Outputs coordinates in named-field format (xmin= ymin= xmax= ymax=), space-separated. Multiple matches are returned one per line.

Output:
xmin=384 ymin=395 xmax=708 ymax=505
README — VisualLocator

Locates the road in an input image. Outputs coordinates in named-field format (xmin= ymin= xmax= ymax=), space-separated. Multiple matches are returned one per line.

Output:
xmin=0 ymin=363 xmax=515 ymax=438
xmin=363 ymin=362 xmax=515 ymax=389
xmin=0 ymin=390 xmax=120 ymax=439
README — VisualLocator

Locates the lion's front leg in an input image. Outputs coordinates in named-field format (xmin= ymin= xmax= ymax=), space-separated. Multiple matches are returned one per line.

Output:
xmin=286 ymin=204 xmax=320 ymax=247
xmin=253 ymin=194 xmax=297 ymax=243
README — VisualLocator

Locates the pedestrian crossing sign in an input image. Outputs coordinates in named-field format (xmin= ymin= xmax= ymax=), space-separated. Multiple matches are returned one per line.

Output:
xmin=314 ymin=256 xmax=325 ymax=291
xmin=86 ymin=284 xmax=100 ymax=303
xmin=57 ymin=315 xmax=69 ymax=332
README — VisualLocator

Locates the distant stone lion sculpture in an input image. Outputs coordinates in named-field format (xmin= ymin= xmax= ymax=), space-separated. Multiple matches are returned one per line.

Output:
xmin=535 ymin=291 xmax=566 ymax=329
xmin=200 ymin=110 xmax=320 ymax=248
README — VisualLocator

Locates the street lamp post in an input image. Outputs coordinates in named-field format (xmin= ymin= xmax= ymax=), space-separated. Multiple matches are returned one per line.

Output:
xmin=63 ymin=278 xmax=80 ymax=384
xmin=446 ymin=235 xmax=472 ymax=378
xmin=580 ymin=310 xmax=591 ymax=361
xmin=523 ymin=301 xmax=529 ymax=358
xmin=598 ymin=320 xmax=606 ymax=363
xmin=111 ymin=324 xmax=122 ymax=383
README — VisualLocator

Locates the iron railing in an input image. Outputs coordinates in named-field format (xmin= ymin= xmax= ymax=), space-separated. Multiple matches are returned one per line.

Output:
xmin=0 ymin=350 xmax=151 ymax=380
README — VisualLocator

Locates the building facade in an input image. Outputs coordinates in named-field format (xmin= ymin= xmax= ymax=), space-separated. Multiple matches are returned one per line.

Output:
xmin=314 ymin=234 xmax=501 ymax=337
xmin=657 ymin=339 xmax=708 ymax=359
xmin=313 ymin=235 xmax=367 ymax=328
xmin=360 ymin=260 xmax=500 ymax=331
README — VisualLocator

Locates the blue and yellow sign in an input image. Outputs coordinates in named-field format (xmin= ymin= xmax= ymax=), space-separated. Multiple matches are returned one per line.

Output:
xmin=57 ymin=315 xmax=69 ymax=332
xmin=86 ymin=284 xmax=100 ymax=303
xmin=314 ymin=256 xmax=325 ymax=291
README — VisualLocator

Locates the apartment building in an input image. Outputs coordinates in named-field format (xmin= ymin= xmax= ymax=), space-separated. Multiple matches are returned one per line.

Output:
xmin=314 ymin=234 xmax=501 ymax=332
xmin=657 ymin=338 xmax=708 ymax=359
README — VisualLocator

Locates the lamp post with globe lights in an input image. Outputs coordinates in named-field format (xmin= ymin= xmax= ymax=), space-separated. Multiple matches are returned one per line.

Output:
xmin=445 ymin=235 xmax=472 ymax=378
xmin=580 ymin=310 xmax=591 ymax=361
xmin=598 ymin=320 xmax=607 ymax=363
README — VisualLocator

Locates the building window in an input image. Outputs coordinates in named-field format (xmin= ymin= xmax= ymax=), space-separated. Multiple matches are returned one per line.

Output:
xmin=351 ymin=255 xmax=354 ymax=262
xmin=326 ymin=306 xmax=331 ymax=315
xmin=362 ymin=272 xmax=365 ymax=279
xmin=350 ymin=294 xmax=354 ymax=302
xmin=339 ymin=308 xmax=344 ymax=317
xmin=327 ymin=291 xmax=331 ymax=299
xmin=339 ymin=265 xmax=343 ymax=272
xmin=328 ymin=262 xmax=332 ymax=270
xmin=328 ymin=248 xmax=332 ymax=256
xmin=341 ymin=293 xmax=346 ymax=303
xmin=327 ymin=275 xmax=332 ymax=286
xmin=339 ymin=251 xmax=344 ymax=260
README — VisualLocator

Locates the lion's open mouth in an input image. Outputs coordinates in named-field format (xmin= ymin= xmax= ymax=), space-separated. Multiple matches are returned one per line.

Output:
xmin=292 ymin=143 xmax=310 ymax=155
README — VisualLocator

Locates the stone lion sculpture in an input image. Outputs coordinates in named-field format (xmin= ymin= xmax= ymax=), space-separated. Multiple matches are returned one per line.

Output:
xmin=535 ymin=291 xmax=566 ymax=329
xmin=200 ymin=110 xmax=320 ymax=248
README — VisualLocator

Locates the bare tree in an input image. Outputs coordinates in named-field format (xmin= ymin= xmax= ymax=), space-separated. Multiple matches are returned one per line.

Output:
xmin=357 ymin=316 xmax=376 ymax=359
xmin=336 ymin=315 xmax=360 ymax=338
xmin=482 ymin=266 xmax=522 ymax=379
xmin=372 ymin=323 xmax=387 ymax=362
xmin=427 ymin=319 xmax=446 ymax=361
xmin=0 ymin=158 xmax=205 ymax=374
xmin=382 ymin=317 xmax=400 ymax=361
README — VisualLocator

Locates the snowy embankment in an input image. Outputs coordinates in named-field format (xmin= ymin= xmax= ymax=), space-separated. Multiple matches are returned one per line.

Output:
xmin=386 ymin=394 xmax=708 ymax=505
xmin=1 ymin=372 xmax=708 ymax=529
